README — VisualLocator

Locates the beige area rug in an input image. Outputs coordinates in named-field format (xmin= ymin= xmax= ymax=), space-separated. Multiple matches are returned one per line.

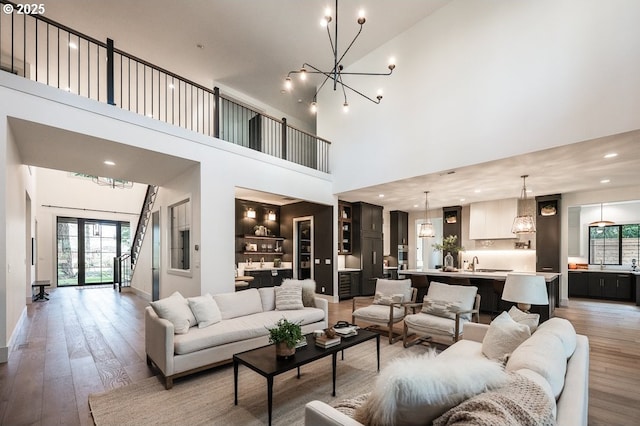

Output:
xmin=89 ymin=339 xmax=430 ymax=426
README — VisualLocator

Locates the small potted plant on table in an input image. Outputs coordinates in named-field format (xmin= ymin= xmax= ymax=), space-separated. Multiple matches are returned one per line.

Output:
xmin=268 ymin=318 xmax=303 ymax=358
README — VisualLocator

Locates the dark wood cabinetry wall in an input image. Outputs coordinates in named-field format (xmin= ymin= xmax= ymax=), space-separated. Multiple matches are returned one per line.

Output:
xmin=280 ymin=201 xmax=334 ymax=295
xmin=536 ymin=194 xmax=561 ymax=273
xmin=389 ymin=210 xmax=408 ymax=267
xmin=347 ymin=202 xmax=384 ymax=296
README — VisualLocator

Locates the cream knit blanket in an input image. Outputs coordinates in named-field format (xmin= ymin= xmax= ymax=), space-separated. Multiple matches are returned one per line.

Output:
xmin=433 ymin=373 xmax=556 ymax=426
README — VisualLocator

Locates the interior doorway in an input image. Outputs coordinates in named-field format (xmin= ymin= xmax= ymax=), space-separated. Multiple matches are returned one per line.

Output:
xmin=294 ymin=216 xmax=313 ymax=280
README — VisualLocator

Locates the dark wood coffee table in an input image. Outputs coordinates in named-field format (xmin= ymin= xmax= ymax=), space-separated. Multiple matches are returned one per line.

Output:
xmin=233 ymin=329 xmax=380 ymax=426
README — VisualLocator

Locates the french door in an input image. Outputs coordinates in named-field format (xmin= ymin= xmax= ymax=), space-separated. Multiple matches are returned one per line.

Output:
xmin=57 ymin=217 xmax=130 ymax=286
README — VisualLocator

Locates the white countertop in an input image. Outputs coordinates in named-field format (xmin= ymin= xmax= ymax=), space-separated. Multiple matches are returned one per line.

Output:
xmin=399 ymin=268 xmax=560 ymax=282
xmin=243 ymin=267 xmax=292 ymax=271
xmin=339 ymin=268 xmax=361 ymax=272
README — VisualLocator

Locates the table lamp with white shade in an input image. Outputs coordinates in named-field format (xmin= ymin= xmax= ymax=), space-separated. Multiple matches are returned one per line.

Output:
xmin=501 ymin=273 xmax=549 ymax=313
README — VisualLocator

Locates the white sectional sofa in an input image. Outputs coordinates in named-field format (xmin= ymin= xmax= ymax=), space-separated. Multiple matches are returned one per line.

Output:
xmin=145 ymin=285 xmax=328 ymax=389
xmin=305 ymin=317 xmax=589 ymax=426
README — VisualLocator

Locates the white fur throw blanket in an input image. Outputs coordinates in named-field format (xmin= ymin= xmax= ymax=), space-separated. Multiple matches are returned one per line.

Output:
xmin=433 ymin=373 xmax=556 ymax=426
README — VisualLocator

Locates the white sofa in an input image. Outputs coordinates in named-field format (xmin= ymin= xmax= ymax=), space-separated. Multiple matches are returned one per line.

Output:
xmin=305 ymin=317 xmax=589 ymax=426
xmin=146 ymin=287 xmax=328 ymax=389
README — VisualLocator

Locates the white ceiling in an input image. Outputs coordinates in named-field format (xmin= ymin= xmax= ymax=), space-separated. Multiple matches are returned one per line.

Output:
xmin=43 ymin=0 xmax=450 ymax=126
xmin=9 ymin=118 xmax=198 ymax=186
xmin=24 ymin=1 xmax=640 ymax=211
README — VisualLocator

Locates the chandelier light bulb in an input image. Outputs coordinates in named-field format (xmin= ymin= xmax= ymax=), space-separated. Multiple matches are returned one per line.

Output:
xmin=310 ymin=102 xmax=317 ymax=113
xmin=343 ymin=102 xmax=349 ymax=113
xmin=300 ymin=68 xmax=307 ymax=80
xmin=284 ymin=77 xmax=293 ymax=90
xmin=357 ymin=9 xmax=366 ymax=25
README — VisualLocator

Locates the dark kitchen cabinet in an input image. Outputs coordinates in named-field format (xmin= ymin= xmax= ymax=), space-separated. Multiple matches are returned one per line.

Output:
xmin=346 ymin=202 xmax=384 ymax=297
xmin=244 ymin=269 xmax=292 ymax=288
xmin=389 ymin=210 xmax=408 ymax=268
xmin=568 ymin=271 xmax=589 ymax=297
xmin=536 ymin=194 xmax=561 ymax=273
xmin=338 ymin=271 xmax=361 ymax=299
xmin=587 ymin=272 xmax=632 ymax=300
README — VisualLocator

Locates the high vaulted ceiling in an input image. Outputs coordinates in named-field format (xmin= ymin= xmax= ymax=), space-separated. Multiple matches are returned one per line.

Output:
xmin=35 ymin=1 xmax=640 ymax=211
xmin=43 ymin=0 xmax=450 ymax=126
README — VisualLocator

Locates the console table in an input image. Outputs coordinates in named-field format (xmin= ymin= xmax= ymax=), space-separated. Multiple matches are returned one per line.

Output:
xmin=32 ymin=280 xmax=51 ymax=301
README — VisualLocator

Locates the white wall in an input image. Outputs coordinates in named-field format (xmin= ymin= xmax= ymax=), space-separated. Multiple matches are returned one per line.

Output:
xmin=0 ymin=71 xmax=335 ymax=355
xmin=1 ymin=120 xmax=37 ymax=362
xmin=34 ymin=168 xmax=147 ymax=285
xmin=319 ymin=0 xmax=640 ymax=194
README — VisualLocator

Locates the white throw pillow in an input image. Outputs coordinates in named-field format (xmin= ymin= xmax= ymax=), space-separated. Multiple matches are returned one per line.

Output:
xmin=373 ymin=292 xmax=404 ymax=306
xmin=187 ymin=293 xmax=222 ymax=328
xmin=275 ymin=285 xmax=304 ymax=310
xmin=258 ymin=287 xmax=276 ymax=311
xmin=282 ymin=278 xmax=317 ymax=307
xmin=508 ymin=306 xmax=540 ymax=333
xmin=355 ymin=351 xmax=508 ymax=426
xmin=213 ymin=288 xmax=263 ymax=320
xmin=149 ymin=291 xmax=197 ymax=334
xmin=482 ymin=311 xmax=531 ymax=361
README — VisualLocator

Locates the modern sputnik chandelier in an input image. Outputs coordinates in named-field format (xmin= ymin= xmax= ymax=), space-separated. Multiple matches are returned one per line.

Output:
xmin=284 ymin=0 xmax=396 ymax=113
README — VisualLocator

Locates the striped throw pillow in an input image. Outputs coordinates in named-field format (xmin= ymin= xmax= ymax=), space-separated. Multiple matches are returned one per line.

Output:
xmin=275 ymin=286 xmax=304 ymax=310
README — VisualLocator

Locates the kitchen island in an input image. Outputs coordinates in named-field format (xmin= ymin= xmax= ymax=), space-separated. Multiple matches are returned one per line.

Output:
xmin=399 ymin=269 xmax=560 ymax=322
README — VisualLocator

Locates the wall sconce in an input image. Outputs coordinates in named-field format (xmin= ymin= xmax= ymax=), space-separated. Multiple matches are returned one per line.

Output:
xmin=246 ymin=208 xmax=256 ymax=219
xmin=267 ymin=210 xmax=277 ymax=221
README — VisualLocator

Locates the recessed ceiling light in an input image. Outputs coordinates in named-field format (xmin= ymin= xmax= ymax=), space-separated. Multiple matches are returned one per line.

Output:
xmin=474 ymin=189 xmax=481 ymax=193
xmin=104 ymin=160 xmax=115 ymax=166
xmin=526 ymin=189 xmax=533 ymax=193
xmin=604 ymin=153 xmax=618 ymax=159
xmin=459 ymin=198 xmax=465 ymax=202
xmin=378 ymin=194 xmax=384 ymax=198
xmin=413 ymin=204 xmax=419 ymax=208
xmin=600 ymin=179 xmax=610 ymax=184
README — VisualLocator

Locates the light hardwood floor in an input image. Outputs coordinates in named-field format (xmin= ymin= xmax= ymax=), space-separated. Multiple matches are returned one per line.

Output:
xmin=1 ymin=287 xmax=639 ymax=425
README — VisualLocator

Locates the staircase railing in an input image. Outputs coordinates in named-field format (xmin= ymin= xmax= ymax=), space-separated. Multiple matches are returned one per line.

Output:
xmin=0 ymin=0 xmax=331 ymax=172
xmin=113 ymin=253 xmax=131 ymax=292
xmin=131 ymin=185 xmax=158 ymax=269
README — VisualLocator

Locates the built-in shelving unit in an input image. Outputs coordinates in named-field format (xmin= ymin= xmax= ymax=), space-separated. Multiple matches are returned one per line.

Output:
xmin=338 ymin=201 xmax=352 ymax=254
xmin=241 ymin=235 xmax=285 ymax=255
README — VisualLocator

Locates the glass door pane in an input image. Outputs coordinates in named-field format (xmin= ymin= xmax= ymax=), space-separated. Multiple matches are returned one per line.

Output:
xmin=57 ymin=219 xmax=79 ymax=286
xmin=85 ymin=222 xmax=117 ymax=284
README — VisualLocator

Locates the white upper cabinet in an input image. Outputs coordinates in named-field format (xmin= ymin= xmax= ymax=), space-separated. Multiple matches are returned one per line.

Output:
xmin=469 ymin=199 xmax=518 ymax=239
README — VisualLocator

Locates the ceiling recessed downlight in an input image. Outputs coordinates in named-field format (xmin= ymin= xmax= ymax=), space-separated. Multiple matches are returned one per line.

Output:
xmin=600 ymin=179 xmax=610 ymax=184
xmin=104 ymin=160 xmax=116 ymax=166
xmin=378 ymin=194 xmax=384 ymax=198
xmin=604 ymin=153 xmax=618 ymax=159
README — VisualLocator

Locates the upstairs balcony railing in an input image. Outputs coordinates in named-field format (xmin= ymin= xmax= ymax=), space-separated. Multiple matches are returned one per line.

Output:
xmin=0 ymin=1 xmax=330 ymax=173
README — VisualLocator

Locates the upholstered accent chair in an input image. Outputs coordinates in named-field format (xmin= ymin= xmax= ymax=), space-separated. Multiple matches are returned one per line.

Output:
xmin=351 ymin=279 xmax=417 ymax=344
xmin=403 ymin=281 xmax=480 ymax=348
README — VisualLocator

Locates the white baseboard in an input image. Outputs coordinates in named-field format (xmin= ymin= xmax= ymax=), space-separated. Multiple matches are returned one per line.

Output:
xmin=129 ymin=286 xmax=151 ymax=301
xmin=2 ymin=306 xmax=27 ymax=363
xmin=559 ymin=298 xmax=569 ymax=307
